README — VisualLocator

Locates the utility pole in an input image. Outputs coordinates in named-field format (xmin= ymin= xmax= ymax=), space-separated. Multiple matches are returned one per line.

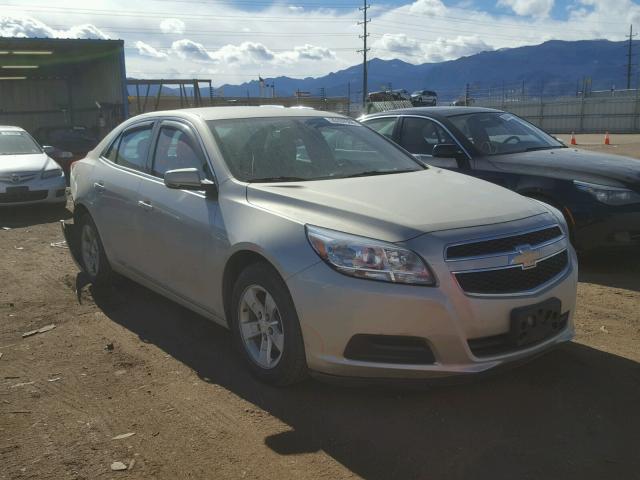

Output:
xmin=626 ymin=24 xmax=636 ymax=90
xmin=465 ymin=83 xmax=470 ymax=106
xmin=358 ymin=1 xmax=371 ymax=108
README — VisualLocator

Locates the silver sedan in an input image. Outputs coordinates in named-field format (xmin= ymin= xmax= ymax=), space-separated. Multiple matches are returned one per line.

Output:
xmin=66 ymin=107 xmax=577 ymax=386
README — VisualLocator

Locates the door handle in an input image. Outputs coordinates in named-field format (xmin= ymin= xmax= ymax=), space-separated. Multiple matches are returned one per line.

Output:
xmin=93 ymin=182 xmax=105 ymax=193
xmin=137 ymin=200 xmax=153 ymax=211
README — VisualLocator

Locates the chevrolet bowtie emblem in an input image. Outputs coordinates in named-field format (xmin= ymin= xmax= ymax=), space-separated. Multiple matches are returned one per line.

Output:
xmin=510 ymin=244 xmax=540 ymax=270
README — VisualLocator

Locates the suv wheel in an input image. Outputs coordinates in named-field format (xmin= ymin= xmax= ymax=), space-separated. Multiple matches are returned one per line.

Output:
xmin=77 ymin=212 xmax=112 ymax=285
xmin=231 ymin=262 xmax=308 ymax=386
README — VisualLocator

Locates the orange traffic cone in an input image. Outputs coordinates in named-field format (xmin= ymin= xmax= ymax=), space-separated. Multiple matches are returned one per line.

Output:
xmin=604 ymin=131 xmax=610 ymax=145
xmin=570 ymin=132 xmax=577 ymax=145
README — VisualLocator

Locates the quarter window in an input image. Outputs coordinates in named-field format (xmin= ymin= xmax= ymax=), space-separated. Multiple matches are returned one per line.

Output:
xmin=152 ymin=126 xmax=211 ymax=179
xmin=399 ymin=117 xmax=454 ymax=156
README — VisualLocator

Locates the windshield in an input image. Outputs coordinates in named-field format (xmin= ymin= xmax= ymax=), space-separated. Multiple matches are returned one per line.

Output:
xmin=0 ymin=131 xmax=41 ymax=155
xmin=207 ymin=116 xmax=423 ymax=182
xmin=447 ymin=112 xmax=564 ymax=156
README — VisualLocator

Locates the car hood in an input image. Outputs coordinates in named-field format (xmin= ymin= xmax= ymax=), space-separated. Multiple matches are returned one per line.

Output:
xmin=0 ymin=153 xmax=56 ymax=173
xmin=246 ymin=169 xmax=547 ymax=243
xmin=487 ymin=148 xmax=640 ymax=188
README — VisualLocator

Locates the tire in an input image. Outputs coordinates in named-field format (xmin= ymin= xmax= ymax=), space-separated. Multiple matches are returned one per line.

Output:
xmin=230 ymin=262 xmax=308 ymax=386
xmin=77 ymin=212 xmax=112 ymax=285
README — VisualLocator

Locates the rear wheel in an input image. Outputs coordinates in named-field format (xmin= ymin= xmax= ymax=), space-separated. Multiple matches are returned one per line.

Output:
xmin=77 ymin=212 xmax=112 ymax=285
xmin=231 ymin=262 xmax=308 ymax=386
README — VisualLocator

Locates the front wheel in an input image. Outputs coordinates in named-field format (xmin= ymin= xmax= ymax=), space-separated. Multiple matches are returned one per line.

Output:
xmin=231 ymin=263 xmax=308 ymax=386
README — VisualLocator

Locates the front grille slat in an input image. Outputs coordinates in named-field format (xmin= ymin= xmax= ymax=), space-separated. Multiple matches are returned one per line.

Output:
xmin=447 ymin=226 xmax=563 ymax=259
xmin=455 ymin=250 xmax=568 ymax=295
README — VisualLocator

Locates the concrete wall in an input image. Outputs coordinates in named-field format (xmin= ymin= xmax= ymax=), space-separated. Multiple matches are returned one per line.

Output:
xmin=475 ymin=96 xmax=640 ymax=134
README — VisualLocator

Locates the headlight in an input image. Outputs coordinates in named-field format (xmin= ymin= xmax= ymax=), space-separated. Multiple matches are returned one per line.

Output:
xmin=41 ymin=168 xmax=63 ymax=179
xmin=574 ymin=180 xmax=640 ymax=206
xmin=306 ymin=225 xmax=436 ymax=286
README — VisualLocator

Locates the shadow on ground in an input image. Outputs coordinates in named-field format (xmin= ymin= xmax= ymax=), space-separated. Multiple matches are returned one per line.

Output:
xmin=0 ymin=204 xmax=71 ymax=228
xmin=579 ymin=248 xmax=640 ymax=291
xmin=89 ymin=277 xmax=640 ymax=480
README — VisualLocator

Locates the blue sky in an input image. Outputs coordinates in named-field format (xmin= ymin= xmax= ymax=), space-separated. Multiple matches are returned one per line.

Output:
xmin=1 ymin=0 xmax=640 ymax=83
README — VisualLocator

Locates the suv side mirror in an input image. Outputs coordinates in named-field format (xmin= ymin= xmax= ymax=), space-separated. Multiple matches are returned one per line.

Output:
xmin=164 ymin=168 xmax=217 ymax=197
xmin=432 ymin=143 xmax=464 ymax=158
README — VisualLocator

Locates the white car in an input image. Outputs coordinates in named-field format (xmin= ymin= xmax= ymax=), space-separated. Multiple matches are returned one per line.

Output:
xmin=0 ymin=126 xmax=67 ymax=207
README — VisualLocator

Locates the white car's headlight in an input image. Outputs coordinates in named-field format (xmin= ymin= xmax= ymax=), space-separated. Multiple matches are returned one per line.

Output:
xmin=574 ymin=180 xmax=640 ymax=206
xmin=41 ymin=168 xmax=63 ymax=179
xmin=306 ymin=225 xmax=436 ymax=286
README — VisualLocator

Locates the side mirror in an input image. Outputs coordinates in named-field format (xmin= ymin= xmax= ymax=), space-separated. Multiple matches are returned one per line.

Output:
xmin=432 ymin=143 xmax=464 ymax=158
xmin=164 ymin=168 xmax=217 ymax=197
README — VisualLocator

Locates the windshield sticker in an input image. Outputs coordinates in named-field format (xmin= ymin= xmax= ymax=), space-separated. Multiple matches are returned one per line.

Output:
xmin=499 ymin=113 xmax=515 ymax=121
xmin=0 ymin=131 xmax=22 ymax=136
xmin=324 ymin=117 xmax=362 ymax=126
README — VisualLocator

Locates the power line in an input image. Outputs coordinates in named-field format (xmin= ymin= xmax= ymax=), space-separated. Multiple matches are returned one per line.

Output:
xmin=357 ymin=1 xmax=370 ymax=107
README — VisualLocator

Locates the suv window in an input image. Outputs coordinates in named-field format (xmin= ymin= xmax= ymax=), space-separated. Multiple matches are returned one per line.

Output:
xmin=399 ymin=117 xmax=454 ymax=156
xmin=116 ymin=126 xmax=153 ymax=171
xmin=152 ymin=126 xmax=211 ymax=179
xmin=364 ymin=117 xmax=397 ymax=140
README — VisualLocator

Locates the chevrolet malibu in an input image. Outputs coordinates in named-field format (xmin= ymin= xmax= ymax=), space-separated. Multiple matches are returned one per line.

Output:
xmin=65 ymin=107 xmax=577 ymax=386
xmin=0 ymin=126 xmax=67 ymax=207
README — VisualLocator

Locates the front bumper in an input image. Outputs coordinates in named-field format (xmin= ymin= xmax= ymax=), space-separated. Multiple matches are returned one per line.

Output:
xmin=573 ymin=209 xmax=640 ymax=251
xmin=0 ymin=175 xmax=67 ymax=206
xmin=287 ymin=215 xmax=578 ymax=380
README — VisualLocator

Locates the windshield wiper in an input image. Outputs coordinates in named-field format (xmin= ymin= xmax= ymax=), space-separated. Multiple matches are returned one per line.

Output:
xmin=248 ymin=176 xmax=307 ymax=183
xmin=523 ymin=146 xmax=563 ymax=152
xmin=340 ymin=169 xmax=418 ymax=179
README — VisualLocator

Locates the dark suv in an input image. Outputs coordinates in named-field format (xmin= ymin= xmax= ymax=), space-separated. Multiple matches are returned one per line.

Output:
xmin=361 ymin=107 xmax=640 ymax=251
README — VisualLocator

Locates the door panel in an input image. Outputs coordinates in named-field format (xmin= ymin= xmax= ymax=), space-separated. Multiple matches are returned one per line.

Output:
xmin=91 ymin=124 xmax=153 ymax=269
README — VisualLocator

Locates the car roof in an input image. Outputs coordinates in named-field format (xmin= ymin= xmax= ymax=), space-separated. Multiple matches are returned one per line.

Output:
xmin=363 ymin=106 xmax=503 ymax=119
xmin=0 ymin=125 xmax=26 ymax=132
xmin=134 ymin=106 xmax=345 ymax=121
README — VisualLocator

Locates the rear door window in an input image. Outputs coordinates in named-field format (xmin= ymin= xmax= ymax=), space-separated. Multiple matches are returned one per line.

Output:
xmin=116 ymin=126 xmax=153 ymax=171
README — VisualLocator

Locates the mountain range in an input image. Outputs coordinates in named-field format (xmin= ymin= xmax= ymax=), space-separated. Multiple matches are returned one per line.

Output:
xmin=130 ymin=39 xmax=639 ymax=102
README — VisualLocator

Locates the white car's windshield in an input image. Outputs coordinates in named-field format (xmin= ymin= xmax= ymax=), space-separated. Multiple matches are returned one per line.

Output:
xmin=447 ymin=112 xmax=564 ymax=156
xmin=0 ymin=131 xmax=41 ymax=156
xmin=207 ymin=116 xmax=423 ymax=182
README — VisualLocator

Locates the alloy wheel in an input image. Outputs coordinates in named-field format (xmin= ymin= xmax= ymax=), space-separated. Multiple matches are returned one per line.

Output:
xmin=238 ymin=284 xmax=285 ymax=369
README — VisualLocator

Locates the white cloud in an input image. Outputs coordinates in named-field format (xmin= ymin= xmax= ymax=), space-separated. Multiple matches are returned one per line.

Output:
xmin=135 ymin=40 xmax=168 ymax=59
xmin=209 ymin=41 xmax=275 ymax=64
xmin=281 ymin=44 xmax=335 ymax=62
xmin=159 ymin=18 xmax=185 ymax=35
xmin=0 ymin=14 xmax=109 ymax=40
xmin=497 ymin=0 xmax=555 ymax=18
xmin=409 ymin=0 xmax=446 ymax=16
xmin=171 ymin=39 xmax=212 ymax=62
xmin=64 ymin=24 xmax=109 ymax=40
xmin=373 ymin=33 xmax=492 ymax=62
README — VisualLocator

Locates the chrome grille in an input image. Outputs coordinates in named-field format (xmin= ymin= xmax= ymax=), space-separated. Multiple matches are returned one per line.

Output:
xmin=0 ymin=172 xmax=39 ymax=184
xmin=454 ymin=250 xmax=569 ymax=295
xmin=446 ymin=226 xmax=563 ymax=260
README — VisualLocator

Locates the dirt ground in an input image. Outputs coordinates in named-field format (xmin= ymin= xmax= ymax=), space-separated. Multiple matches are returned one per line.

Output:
xmin=1 ymin=147 xmax=640 ymax=479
